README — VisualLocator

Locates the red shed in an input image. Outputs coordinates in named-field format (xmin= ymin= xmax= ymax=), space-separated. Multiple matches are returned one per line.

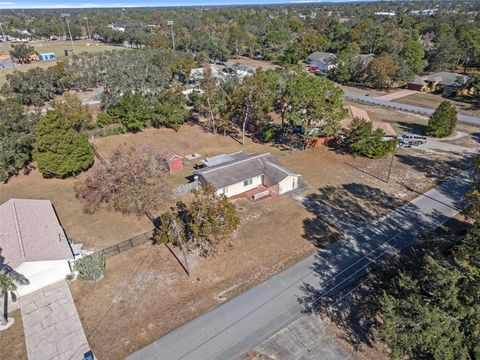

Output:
xmin=164 ymin=152 xmax=183 ymax=173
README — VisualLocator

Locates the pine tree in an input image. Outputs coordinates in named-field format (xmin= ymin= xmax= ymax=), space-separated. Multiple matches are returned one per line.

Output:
xmin=427 ymin=101 xmax=457 ymax=138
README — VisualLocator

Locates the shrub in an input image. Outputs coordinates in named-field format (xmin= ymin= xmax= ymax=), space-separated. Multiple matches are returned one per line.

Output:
xmin=74 ymin=253 xmax=107 ymax=282
xmin=346 ymin=118 xmax=396 ymax=158
xmin=96 ymin=112 xmax=116 ymax=128
xmin=262 ymin=126 xmax=276 ymax=143
xmin=427 ymin=101 xmax=457 ymax=138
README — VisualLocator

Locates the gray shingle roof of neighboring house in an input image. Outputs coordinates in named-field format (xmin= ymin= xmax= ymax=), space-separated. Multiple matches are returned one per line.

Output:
xmin=307 ymin=51 xmax=336 ymax=64
xmin=414 ymin=72 xmax=469 ymax=87
xmin=194 ymin=152 xmax=299 ymax=189
xmin=0 ymin=199 xmax=74 ymax=269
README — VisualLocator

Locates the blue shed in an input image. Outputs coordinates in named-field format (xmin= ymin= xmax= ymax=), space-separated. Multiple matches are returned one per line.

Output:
xmin=39 ymin=53 xmax=57 ymax=61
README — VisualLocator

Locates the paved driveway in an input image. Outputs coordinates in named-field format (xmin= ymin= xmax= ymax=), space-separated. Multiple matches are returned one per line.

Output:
xmin=20 ymin=280 xmax=91 ymax=360
xmin=375 ymin=89 xmax=417 ymax=101
xmin=127 ymin=172 xmax=471 ymax=360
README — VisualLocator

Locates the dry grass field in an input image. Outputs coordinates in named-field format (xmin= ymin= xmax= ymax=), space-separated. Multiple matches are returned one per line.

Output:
xmin=1 ymin=121 xmax=470 ymax=360
xmin=0 ymin=310 xmax=27 ymax=360
xmin=0 ymin=40 xmax=124 ymax=86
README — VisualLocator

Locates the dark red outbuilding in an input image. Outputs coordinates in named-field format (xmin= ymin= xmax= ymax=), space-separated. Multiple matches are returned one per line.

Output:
xmin=164 ymin=153 xmax=183 ymax=173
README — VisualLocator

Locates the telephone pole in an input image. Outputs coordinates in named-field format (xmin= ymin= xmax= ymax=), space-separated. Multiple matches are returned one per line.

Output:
xmin=167 ymin=20 xmax=175 ymax=52
xmin=62 ymin=13 xmax=75 ymax=54
xmin=84 ymin=17 xmax=91 ymax=40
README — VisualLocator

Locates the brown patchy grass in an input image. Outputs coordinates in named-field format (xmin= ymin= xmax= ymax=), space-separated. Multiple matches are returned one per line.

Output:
xmin=394 ymin=92 xmax=480 ymax=117
xmin=0 ymin=310 xmax=27 ymax=360
xmin=69 ymin=196 xmax=315 ymax=360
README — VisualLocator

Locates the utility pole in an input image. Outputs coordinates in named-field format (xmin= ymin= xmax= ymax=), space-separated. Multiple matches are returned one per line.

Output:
xmin=84 ymin=17 xmax=91 ymax=40
xmin=386 ymin=140 xmax=398 ymax=183
xmin=62 ymin=13 xmax=75 ymax=55
xmin=0 ymin=22 xmax=5 ymax=42
xmin=167 ymin=20 xmax=175 ymax=52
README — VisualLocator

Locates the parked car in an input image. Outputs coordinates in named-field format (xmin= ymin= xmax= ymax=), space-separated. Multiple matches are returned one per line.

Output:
xmin=397 ymin=133 xmax=427 ymax=147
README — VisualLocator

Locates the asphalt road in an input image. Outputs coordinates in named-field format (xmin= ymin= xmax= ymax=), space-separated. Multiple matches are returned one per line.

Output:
xmin=344 ymin=92 xmax=480 ymax=126
xmin=128 ymin=171 xmax=471 ymax=360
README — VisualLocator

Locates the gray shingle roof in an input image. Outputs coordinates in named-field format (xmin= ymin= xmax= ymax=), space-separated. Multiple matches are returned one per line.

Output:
xmin=194 ymin=152 xmax=298 ymax=189
xmin=0 ymin=199 xmax=74 ymax=269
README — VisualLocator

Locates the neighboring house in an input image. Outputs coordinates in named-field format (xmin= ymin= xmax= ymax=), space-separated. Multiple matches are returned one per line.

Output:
xmin=224 ymin=61 xmax=257 ymax=78
xmin=0 ymin=199 xmax=74 ymax=296
xmin=307 ymin=52 xmax=372 ymax=73
xmin=343 ymin=105 xmax=397 ymax=137
xmin=194 ymin=152 xmax=300 ymax=199
xmin=307 ymin=52 xmax=336 ymax=72
xmin=38 ymin=52 xmax=57 ymax=61
xmin=0 ymin=54 xmax=14 ymax=68
xmin=407 ymin=72 xmax=474 ymax=96
xmin=189 ymin=65 xmax=223 ymax=83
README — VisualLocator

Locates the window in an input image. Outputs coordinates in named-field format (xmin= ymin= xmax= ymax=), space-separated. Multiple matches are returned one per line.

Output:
xmin=243 ymin=178 xmax=253 ymax=187
xmin=222 ymin=187 xmax=228 ymax=194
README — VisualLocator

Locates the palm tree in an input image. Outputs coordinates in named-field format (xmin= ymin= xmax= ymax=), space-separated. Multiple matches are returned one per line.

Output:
xmin=0 ymin=273 xmax=17 ymax=327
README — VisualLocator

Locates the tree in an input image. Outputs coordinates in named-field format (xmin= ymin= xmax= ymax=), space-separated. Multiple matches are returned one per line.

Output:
xmin=345 ymin=118 xmax=395 ymax=158
xmin=285 ymin=74 xmax=346 ymax=138
xmin=0 ymin=273 xmax=17 ymax=327
xmin=229 ymin=71 xmax=274 ymax=144
xmin=9 ymin=44 xmax=35 ymax=63
xmin=367 ymin=54 xmax=399 ymax=89
xmin=371 ymin=223 xmax=480 ymax=359
xmin=153 ymin=184 xmax=240 ymax=257
xmin=33 ymin=95 xmax=94 ymax=178
xmin=330 ymin=42 xmax=363 ymax=84
xmin=152 ymin=90 xmax=190 ymax=130
xmin=75 ymin=144 xmax=169 ymax=216
xmin=400 ymin=39 xmax=425 ymax=74
xmin=0 ymin=101 xmax=39 ymax=182
xmin=426 ymin=101 xmax=457 ymax=138
xmin=108 ymin=92 xmax=151 ymax=132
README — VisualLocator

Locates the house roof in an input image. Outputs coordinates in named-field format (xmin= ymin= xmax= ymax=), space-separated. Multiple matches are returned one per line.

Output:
xmin=412 ymin=72 xmax=469 ymax=87
xmin=307 ymin=52 xmax=336 ymax=64
xmin=0 ymin=199 xmax=74 ymax=269
xmin=194 ymin=152 xmax=298 ymax=189
xmin=343 ymin=105 xmax=396 ymax=137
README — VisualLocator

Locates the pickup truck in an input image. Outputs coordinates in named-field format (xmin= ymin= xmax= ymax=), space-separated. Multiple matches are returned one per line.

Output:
xmin=397 ymin=134 xmax=427 ymax=147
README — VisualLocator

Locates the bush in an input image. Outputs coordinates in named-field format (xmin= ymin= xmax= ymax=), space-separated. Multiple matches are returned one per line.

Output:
xmin=427 ymin=101 xmax=457 ymax=138
xmin=74 ymin=253 xmax=107 ymax=282
xmin=346 ymin=118 xmax=396 ymax=158
xmin=96 ymin=112 xmax=116 ymax=128
xmin=262 ymin=126 xmax=276 ymax=143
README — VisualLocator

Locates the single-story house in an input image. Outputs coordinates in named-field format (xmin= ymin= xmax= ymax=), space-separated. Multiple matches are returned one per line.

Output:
xmin=307 ymin=52 xmax=336 ymax=72
xmin=0 ymin=199 xmax=74 ymax=296
xmin=189 ymin=64 xmax=223 ymax=83
xmin=307 ymin=52 xmax=373 ymax=73
xmin=38 ymin=52 xmax=57 ymax=61
xmin=194 ymin=152 xmax=300 ymax=199
xmin=407 ymin=72 xmax=474 ymax=96
xmin=343 ymin=105 xmax=397 ymax=137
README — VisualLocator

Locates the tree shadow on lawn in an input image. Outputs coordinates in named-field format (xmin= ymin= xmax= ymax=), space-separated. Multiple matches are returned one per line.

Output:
xmin=395 ymin=153 xmax=471 ymax=181
xmin=302 ymin=183 xmax=404 ymax=249
xmin=397 ymin=121 xmax=428 ymax=135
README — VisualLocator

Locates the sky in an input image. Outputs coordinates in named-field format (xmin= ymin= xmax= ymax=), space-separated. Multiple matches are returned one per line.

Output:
xmin=0 ymin=0 xmax=362 ymax=10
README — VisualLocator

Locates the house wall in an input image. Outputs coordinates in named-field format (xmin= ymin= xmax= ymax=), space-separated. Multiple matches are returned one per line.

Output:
xmin=278 ymin=175 xmax=299 ymax=194
xmin=216 ymin=175 xmax=262 ymax=197
xmin=15 ymin=260 xmax=72 ymax=296
xmin=309 ymin=60 xmax=330 ymax=71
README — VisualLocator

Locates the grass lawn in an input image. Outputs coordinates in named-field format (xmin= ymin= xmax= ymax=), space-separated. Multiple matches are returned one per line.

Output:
xmin=394 ymin=92 xmax=480 ymax=117
xmin=0 ymin=40 xmax=125 ymax=87
xmin=1 ymin=121 xmax=470 ymax=360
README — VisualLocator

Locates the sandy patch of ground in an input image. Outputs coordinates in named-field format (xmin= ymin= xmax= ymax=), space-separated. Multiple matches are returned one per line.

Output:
xmin=0 ymin=310 xmax=27 ymax=360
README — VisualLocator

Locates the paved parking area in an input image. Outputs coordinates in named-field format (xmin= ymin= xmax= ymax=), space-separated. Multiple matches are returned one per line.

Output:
xmin=20 ymin=280 xmax=91 ymax=360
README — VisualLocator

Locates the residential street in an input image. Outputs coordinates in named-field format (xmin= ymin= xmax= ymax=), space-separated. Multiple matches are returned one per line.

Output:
xmin=344 ymin=92 xmax=480 ymax=126
xmin=128 ymin=171 xmax=472 ymax=360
